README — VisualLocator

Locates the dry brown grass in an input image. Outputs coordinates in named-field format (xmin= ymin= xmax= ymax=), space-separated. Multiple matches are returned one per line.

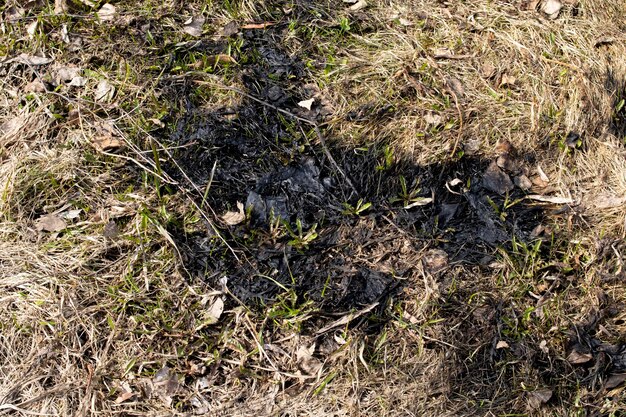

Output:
xmin=1 ymin=0 xmax=625 ymax=416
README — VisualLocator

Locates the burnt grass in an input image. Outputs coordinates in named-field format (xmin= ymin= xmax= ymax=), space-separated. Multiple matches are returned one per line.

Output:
xmin=149 ymin=8 xmax=626 ymax=414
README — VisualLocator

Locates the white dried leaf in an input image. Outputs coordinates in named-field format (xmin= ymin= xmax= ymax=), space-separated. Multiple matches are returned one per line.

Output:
xmin=537 ymin=165 xmax=549 ymax=182
xmin=424 ymin=112 xmax=443 ymax=125
xmin=68 ymin=76 xmax=87 ymax=87
xmin=183 ymin=16 xmax=205 ymax=37
xmin=94 ymin=79 xmax=115 ymax=102
xmin=11 ymin=53 xmax=53 ymax=66
xmin=54 ymin=0 xmax=69 ymax=15
xmin=60 ymin=24 xmax=70 ymax=43
xmin=496 ymin=340 xmax=510 ymax=349
xmin=541 ymin=0 xmax=562 ymax=18
xmin=221 ymin=202 xmax=245 ymax=225
xmin=205 ymin=297 xmax=224 ymax=324
xmin=35 ymin=214 xmax=67 ymax=232
xmin=26 ymin=20 xmax=38 ymax=39
xmin=404 ymin=197 xmax=433 ymax=209
xmin=297 ymin=98 xmax=315 ymax=111
xmin=527 ymin=195 xmax=574 ymax=204
xmin=97 ymin=3 xmax=116 ymax=22
xmin=349 ymin=0 xmax=367 ymax=11
xmin=61 ymin=209 xmax=82 ymax=220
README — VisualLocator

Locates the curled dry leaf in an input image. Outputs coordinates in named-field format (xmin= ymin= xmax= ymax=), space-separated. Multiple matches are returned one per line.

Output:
xmin=221 ymin=202 xmax=245 ymax=225
xmin=26 ymin=20 xmax=38 ymax=39
xmin=349 ymin=0 xmax=367 ymax=11
xmin=60 ymin=24 xmax=70 ymax=43
xmin=541 ymin=0 xmax=562 ymax=19
xmin=114 ymin=390 xmax=135 ymax=404
xmin=446 ymin=77 xmax=465 ymax=98
xmin=97 ymin=3 xmax=116 ymax=22
xmin=496 ymin=340 xmax=510 ymax=349
xmin=527 ymin=195 xmax=574 ymax=204
xmin=500 ymin=74 xmax=517 ymax=88
xmin=35 ymin=214 xmax=67 ymax=232
xmin=182 ymin=15 xmax=205 ymax=37
xmin=567 ymin=350 xmax=593 ymax=364
xmin=94 ymin=79 xmax=115 ymax=102
xmin=404 ymin=197 xmax=433 ymax=209
xmin=297 ymin=98 xmax=315 ymax=111
xmin=202 ymin=297 xmax=224 ymax=325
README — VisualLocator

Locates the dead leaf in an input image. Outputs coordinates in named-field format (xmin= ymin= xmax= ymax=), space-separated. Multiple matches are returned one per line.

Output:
xmin=205 ymin=54 xmax=237 ymax=66
xmin=92 ymin=136 xmax=123 ymax=151
xmin=527 ymin=195 xmax=574 ymax=204
xmin=182 ymin=15 xmax=205 ymax=37
xmin=567 ymin=350 xmax=593 ymax=364
xmin=7 ymin=53 xmax=54 ymax=66
xmin=94 ymin=79 xmax=115 ymax=102
xmin=514 ymin=175 xmax=532 ymax=191
xmin=480 ymin=62 xmax=497 ymax=78
xmin=240 ymin=22 xmax=275 ymax=29
xmin=35 ymin=214 xmax=67 ymax=232
xmin=222 ymin=21 xmax=239 ymax=37
xmin=446 ymin=77 xmax=465 ymax=99
xmin=5 ymin=6 xmax=25 ymax=22
xmin=54 ymin=0 xmax=68 ymax=15
xmin=316 ymin=303 xmax=379 ymax=335
xmin=424 ymin=112 xmax=443 ymax=126
xmin=114 ymin=390 xmax=135 ymax=404
xmin=25 ymin=80 xmax=46 ymax=93
xmin=528 ymin=389 xmax=553 ymax=408
xmin=26 ymin=20 xmax=38 ymax=39
xmin=434 ymin=48 xmax=471 ymax=60
xmin=423 ymin=249 xmax=448 ymax=273
xmin=500 ymin=74 xmax=517 ymax=88
xmin=61 ymin=209 xmax=81 ymax=220
xmin=296 ymin=344 xmax=322 ymax=374
xmin=206 ymin=297 xmax=224 ymax=324
xmin=541 ymin=0 xmax=562 ymax=19
xmin=297 ymin=98 xmax=315 ymax=111
xmin=349 ymin=0 xmax=367 ymax=11
xmin=60 ymin=24 xmax=70 ymax=43
xmin=97 ymin=3 xmax=116 ymax=22
xmin=103 ymin=220 xmax=120 ymax=239
xmin=483 ymin=161 xmax=514 ymax=194
xmin=221 ymin=202 xmax=245 ymax=225
xmin=496 ymin=340 xmax=510 ymax=349
xmin=537 ymin=165 xmax=550 ymax=183
xmin=404 ymin=197 xmax=433 ymax=209
xmin=605 ymin=373 xmax=626 ymax=390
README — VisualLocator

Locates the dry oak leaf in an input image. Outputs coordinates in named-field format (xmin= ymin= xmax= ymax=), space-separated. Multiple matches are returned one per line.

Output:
xmin=567 ymin=350 xmax=592 ymax=364
xmin=35 ymin=214 xmax=67 ymax=232
xmin=221 ymin=202 xmax=245 ymax=225
xmin=182 ymin=15 xmax=205 ymax=37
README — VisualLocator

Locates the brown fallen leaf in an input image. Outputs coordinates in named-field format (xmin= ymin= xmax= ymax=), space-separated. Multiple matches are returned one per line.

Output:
xmin=480 ymin=62 xmax=497 ymax=78
xmin=446 ymin=77 xmax=465 ymax=99
xmin=528 ymin=389 xmax=553 ymax=409
xmin=114 ymin=390 xmax=135 ymax=404
xmin=92 ymin=136 xmax=123 ymax=151
xmin=205 ymin=55 xmax=237 ymax=66
xmin=500 ymin=74 xmax=517 ymax=88
xmin=567 ymin=350 xmax=593 ymax=365
xmin=496 ymin=340 xmax=510 ymax=349
xmin=240 ymin=22 xmax=275 ymax=29
xmin=6 ymin=53 xmax=54 ymax=66
xmin=94 ymin=79 xmax=115 ymax=102
xmin=605 ymin=373 xmax=626 ymax=390
xmin=35 ymin=214 xmax=67 ymax=232
xmin=221 ymin=202 xmax=245 ymax=225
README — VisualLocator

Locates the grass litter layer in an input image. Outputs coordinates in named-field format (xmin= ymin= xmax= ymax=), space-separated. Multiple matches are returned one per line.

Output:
xmin=1 ymin=0 xmax=625 ymax=416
